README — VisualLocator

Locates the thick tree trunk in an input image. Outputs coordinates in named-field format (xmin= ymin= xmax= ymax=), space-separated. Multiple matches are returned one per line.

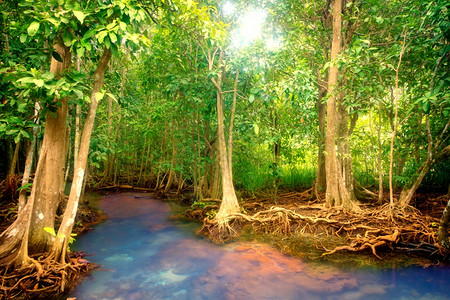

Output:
xmin=0 ymin=144 xmax=47 ymax=266
xmin=27 ymin=41 xmax=71 ymax=254
xmin=209 ymin=151 xmax=221 ymax=200
xmin=324 ymin=0 xmax=356 ymax=210
xmin=53 ymin=48 xmax=111 ymax=262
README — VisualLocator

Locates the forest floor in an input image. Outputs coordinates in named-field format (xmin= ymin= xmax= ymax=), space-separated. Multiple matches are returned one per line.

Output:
xmin=181 ymin=189 xmax=450 ymax=266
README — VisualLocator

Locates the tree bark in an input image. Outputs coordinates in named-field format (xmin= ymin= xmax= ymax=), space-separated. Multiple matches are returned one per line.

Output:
xmin=324 ymin=0 xmax=356 ymax=210
xmin=438 ymin=197 xmax=450 ymax=248
xmin=27 ymin=41 xmax=71 ymax=254
xmin=18 ymin=103 xmax=40 ymax=212
xmin=316 ymin=74 xmax=327 ymax=193
xmin=210 ymin=50 xmax=240 ymax=220
xmin=53 ymin=48 xmax=112 ymax=262
xmin=9 ymin=138 xmax=20 ymax=175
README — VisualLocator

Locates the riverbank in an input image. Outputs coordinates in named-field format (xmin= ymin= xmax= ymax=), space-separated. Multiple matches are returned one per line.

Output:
xmin=181 ymin=190 xmax=450 ymax=266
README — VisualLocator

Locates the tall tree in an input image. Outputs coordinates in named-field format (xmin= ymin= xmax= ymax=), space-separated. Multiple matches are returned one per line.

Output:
xmin=324 ymin=0 xmax=357 ymax=210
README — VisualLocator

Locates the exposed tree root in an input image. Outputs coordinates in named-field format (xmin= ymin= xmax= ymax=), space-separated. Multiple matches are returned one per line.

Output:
xmin=0 ymin=252 xmax=93 ymax=299
xmin=191 ymin=193 xmax=449 ymax=261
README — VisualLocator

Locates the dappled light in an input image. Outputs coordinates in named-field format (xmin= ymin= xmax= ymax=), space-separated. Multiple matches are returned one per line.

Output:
xmin=0 ymin=0 xmax=449 ymax=298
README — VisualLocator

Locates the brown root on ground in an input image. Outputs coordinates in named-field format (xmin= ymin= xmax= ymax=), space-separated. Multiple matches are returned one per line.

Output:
xmin=0 ymin=252 xmax=93 ymax=299
xmin=191 ymin=191 xmax=449 ymax=261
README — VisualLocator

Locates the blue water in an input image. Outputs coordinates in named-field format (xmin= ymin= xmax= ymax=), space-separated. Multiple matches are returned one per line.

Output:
xmin=69 ymin=193 xmax=450 ymax=300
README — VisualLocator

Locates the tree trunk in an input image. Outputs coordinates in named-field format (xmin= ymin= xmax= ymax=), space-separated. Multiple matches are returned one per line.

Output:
xmin=18 ymin=103 xmax=40 ymax=212
xmin=337 ymin=94 xmax=356 ymax=202
xmin=74 ymin=57 xmax=82 ymax=171
xmin=438 ymin=197 xmax=450 ymax=248
xmin=377 ymin=100 xmax=384 ymax=204
xmin=0 ymin=143 xmax=47 ymax=266
xmin=324 ymin=0 xmax=356 ymax=210
xmin=210 ymin=51 xmax=240 ymax=220
xmin=398 ymin=120 xmax=450 ymax=208
xmin=27 ymin=41 xmax=71 ymax=254
xmin=209 ymin=150 xmax=221 ymax=200
xmin=164 ymin=133 xmax=177 ymax=194
xmin=316 ymin=75 xmax=327 ymax=193
xmin=53 ymin=48 xmax=111 ymax=262
xmin=9 ymin=138 xmax=20 ymax=175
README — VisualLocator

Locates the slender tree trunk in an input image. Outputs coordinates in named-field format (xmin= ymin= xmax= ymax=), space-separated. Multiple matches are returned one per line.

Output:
xmin=9 ymin=138 xmax=20 ymax=175
xmin=74 ymin=57 xmax=82 ymax=170
xmin=389 ymin=31 xmax=407 ymax=208
xmin=377 ymin=100 xmax=384 ymax=204
xmin=316 ymin=75 xmax=327 ymax=193
xmin=53 ymin=48 xmax=112 ymax=262
xmin=18 ymin=102 xmax=40 ymax=211
xmin=63 ymin=125 xmax=71 ymax=189
xmin=337 ymin=94 xmax=356 ymax=201
xmin=210 ymin=51 xmax=240 ymax=220
xmin=164 ymin=132 xmax=177 ymax=194
xmin=438 ymin=197 xmax=450 ymax=248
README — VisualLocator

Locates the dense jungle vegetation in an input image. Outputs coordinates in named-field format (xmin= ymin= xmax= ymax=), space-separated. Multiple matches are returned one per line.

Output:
xmin=0 ymin=0 xmax=449 ymax=297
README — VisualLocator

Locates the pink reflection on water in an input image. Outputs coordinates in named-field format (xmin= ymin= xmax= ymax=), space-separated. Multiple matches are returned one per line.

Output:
xmin=153 ymin=238 xmax=358 ymax=299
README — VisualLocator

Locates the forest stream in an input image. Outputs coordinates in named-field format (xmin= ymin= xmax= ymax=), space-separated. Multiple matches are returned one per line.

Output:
xmin=67 ymin=192 xmax=450 ymax=300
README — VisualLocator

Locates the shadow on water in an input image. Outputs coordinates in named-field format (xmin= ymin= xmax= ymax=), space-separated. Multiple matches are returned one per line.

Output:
xmin=69 ymin=193 xmax=450 ymax=300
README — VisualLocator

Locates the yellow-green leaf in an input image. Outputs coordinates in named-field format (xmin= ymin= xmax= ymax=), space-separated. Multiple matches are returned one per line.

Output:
xmin=73 ymin=11 xmax=86 ymax=24
xmin=95 ymin=92 xmax=105 ymax=101
xmin=33 ymin=79 xmax=44 ymax=87
xmin=27 ymin=21 xmax=40 ymax=36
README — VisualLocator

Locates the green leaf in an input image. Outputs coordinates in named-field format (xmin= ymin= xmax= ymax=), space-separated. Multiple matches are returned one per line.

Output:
xmin=106 ymin=93 xmax=117 ymax=102
xmin=33 ymin=79 xmax=44 ymax=87
xmin=109 ymin=32 xmax=117 ymax=43
xmin=95 ymin=92 xmax=105 ymax=101
xmin=20 ymin=33 xmax=27 ymax=43
xmin=423 ymin=101 xmax=431 ymax=114
xmin=52 ymin=51 xmax=64 ymax=62
xmin=62 ymin=31 xmax=72 ymax=47
xmin=253 ymin=123 xmax=259 ymax=135
xmin=249 ymin=95 xmax=255 ymax=103
xmin=96 ymin=30 xmax=108 ymax=43
xmin=27 ymin=21 xmax=40 ymax=36
xmin=44 ymin=227 xmax=56 ymax=236
xmin=17 ymin=183 xmax=32 ymax=191
xmin=82 ymin=29 xmax=96 ymax=40
xmin=20 ymin=130 xmax=30 ymax=139
xmin=77 ymin=46 xmax=85 ymax=58
xmin=73 ymin=11 xmax=86 ymax=24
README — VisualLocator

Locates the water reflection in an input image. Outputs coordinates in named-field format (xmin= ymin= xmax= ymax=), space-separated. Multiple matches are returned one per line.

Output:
xmin=70 ymin=193 xmax=450 ymax=300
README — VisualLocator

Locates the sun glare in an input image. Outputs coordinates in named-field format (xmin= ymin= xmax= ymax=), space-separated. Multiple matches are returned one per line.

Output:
xmin=222 ymin=1 xmax=236 ymax=16
xmin=232 ymin=9 xmax=267 ymax=48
